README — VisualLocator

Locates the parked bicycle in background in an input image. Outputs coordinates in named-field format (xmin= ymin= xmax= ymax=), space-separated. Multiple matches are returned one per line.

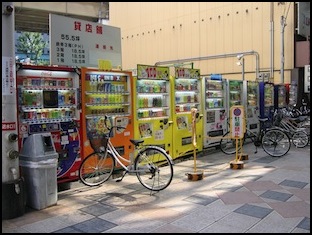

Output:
xmin=220 ymin=114 xmax=291 ymax=157
xmin=272 ymin=108 xmax=309 ymax=148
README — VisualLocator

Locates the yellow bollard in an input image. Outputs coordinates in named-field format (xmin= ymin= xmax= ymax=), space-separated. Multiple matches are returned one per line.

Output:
xmin=186 ymin=108 xmax=204 ymax=181
xmin=230 ymin=137 xmax=244 ymax=169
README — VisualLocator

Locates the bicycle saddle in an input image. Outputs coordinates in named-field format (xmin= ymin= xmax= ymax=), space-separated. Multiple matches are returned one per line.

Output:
xmin=130 ymin=139 xmax=144 ymax=146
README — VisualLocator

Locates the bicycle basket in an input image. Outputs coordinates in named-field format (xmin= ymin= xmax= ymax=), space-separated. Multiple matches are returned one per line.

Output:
xmin=88 ymin=133 xmax=109 ymax=152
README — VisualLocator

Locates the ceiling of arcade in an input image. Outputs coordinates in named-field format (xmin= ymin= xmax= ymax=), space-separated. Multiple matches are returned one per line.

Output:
xmin=12 ymin=2 xmax=109 ymax=34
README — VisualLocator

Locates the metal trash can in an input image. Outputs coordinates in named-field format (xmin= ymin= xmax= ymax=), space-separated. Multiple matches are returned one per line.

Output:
xmin=19 ymin=133 xmax=58 ymax=210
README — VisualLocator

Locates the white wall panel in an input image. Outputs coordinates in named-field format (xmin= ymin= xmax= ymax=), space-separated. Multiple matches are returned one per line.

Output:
xmin=199 ymin=4 xmax=208 ymax=58
xmin=190 ymin=12 xmax=200 ymax=58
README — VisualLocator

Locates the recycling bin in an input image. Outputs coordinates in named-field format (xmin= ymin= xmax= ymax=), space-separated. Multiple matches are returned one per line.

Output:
xmin=19 ymin=133 xmax=58 ymax=210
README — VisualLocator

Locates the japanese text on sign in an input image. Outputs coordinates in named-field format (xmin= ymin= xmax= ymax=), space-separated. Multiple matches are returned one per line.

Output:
xmin=230 ymin=106 xmax=245 ymax=138
xmin=2 ymin=56 xmax=15 ymax=95
xmin=50 ymin=14 xmax=121 ymax=68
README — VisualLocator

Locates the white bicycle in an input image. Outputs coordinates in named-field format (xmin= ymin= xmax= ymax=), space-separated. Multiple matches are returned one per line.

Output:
xmin=79 ymin=116 xmax=174 ymax=191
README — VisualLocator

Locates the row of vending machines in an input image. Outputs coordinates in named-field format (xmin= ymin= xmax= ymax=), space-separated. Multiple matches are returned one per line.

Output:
xmin=203 ymin=78 xmax=290 ymax=148
xmin=15 ymin=63 xmax=291 ymax=184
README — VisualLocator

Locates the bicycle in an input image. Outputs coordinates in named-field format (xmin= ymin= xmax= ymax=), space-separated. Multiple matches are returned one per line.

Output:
xmin=219 ymin=116 xmax=291 ymax=157
xmin=79 ymin=116 xmax=174 ymax=192
xmin=273 ymin=108 xmax=309 ymax=148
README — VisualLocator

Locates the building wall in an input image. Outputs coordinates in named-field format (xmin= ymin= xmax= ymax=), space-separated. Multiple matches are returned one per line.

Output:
xmin=109 ymin=2 xmax=295 ymax=84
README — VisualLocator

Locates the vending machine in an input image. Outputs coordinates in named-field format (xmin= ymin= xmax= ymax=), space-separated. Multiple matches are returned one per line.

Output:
xmin=202 ymin=74 xmax=227 ymax=148
xmin=244 ymin=80 xmax=259 ymax=134
xmin=259 ymin=82 xmax=275 ymax=119
xmin=16 ymin=64 xmax=81 ymax=184
xmin=133 ymin=64 xmax=173 ymax=156
xmin=288 ymin=82 xmax=297 ymax=107
xmin=171 ymin=67 xmax=203 ymax=159
xmin=274 ymin=84 xmax=289 ymax=110
xmin=227 ymin=80 xmax=244 ymax=108
xmin=80 ymin=67 xmax=133 ymax=166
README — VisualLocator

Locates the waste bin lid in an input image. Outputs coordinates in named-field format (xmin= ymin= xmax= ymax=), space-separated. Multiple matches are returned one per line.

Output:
xmin=19 ymin=152 xmax=58 ymax=162
xmin=20 ymin=133 xmax=56 ymax=157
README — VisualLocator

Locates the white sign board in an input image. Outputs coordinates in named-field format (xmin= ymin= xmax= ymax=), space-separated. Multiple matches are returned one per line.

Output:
xmin=305 ymin=65 xmax=310 ymax=93
xmin=49 ymin=14 xmax=122 ymax=68
xmin=2 ymin=56 xmax=15 ymax=95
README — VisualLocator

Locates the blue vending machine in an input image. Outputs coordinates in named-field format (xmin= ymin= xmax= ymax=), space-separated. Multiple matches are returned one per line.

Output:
xmin=259 ymin=82 xmax=275 ymax=120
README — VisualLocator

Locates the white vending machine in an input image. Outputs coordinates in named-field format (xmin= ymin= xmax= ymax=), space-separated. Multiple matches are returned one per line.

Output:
xmin=202 ymin=75 xmax=227 ymax=148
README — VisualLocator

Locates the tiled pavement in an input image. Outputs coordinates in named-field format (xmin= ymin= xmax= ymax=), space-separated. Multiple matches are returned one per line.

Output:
xmin=2 ymin=142 xmax=310 ymax=233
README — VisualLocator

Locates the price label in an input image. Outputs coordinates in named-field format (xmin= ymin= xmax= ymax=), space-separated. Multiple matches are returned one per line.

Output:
xmin=98 ymin=59 xmax=112 ymax=71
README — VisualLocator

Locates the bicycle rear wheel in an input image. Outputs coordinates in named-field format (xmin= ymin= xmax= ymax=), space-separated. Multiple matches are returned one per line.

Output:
xmin=262 ymin=129 xmax=291 ymax=157
xmin=134 ymin=146 xmax=173 ymax=191
xmin=79 ymin=151 xmax=115 ymax=186
xmin=292 ymin=131 xmax=309 ymax=148
xmin=219 ymin=131 xmax=244 ymax=155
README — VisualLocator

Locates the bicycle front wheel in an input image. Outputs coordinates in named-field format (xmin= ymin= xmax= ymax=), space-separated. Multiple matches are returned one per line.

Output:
xmin=79 ymin=151 xmax=115 ymax=186
xmin=292 ymin=131 xmax=309 ymax=148
xmin=220 ymin=131 xmax=244 ymax=155
xmin=134 ymin=146 xmax=174 ymax=191
xmin=262 ymin=129 xmax=291 ymax=157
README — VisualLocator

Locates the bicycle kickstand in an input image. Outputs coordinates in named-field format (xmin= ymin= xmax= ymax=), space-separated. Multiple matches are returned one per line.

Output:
xmin=116 ymin=170 xmax=128 ymax=182
xmin=254 ymin=146 xmax=258 ymax=154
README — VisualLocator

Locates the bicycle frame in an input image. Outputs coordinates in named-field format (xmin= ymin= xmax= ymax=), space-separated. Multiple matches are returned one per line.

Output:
xmin=105 ymin=139 xmax=131 ymax=170
xmin=104 ymin=138 xmax=162 ymax=174
xmin=278 ymin=118 xmax=307 ymax=133
xmin=100 ymin=116 xmax=173 ymax=173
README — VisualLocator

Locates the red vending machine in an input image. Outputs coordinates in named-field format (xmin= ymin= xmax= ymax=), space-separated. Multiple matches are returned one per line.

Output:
xmin=80 ymin=67 xmax=133 ymax=166
xmin=16 ymin=64 xmax=81 ymax=184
